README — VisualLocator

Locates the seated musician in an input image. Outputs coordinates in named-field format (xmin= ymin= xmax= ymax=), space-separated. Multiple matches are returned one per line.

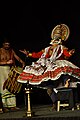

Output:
xmin=0 ymin=38 xmax=25 ymax=113
xmin=47 ymin=75 xmax=79 ymax=111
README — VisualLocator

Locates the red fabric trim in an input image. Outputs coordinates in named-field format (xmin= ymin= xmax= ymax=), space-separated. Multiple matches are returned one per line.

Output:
xmin=63 ymin=49 xmax=71 ymax=57
xmin=18 ymin=67 xmax=80 ymax=84
xmin=32 ymin=51 xmax=43 ymax=58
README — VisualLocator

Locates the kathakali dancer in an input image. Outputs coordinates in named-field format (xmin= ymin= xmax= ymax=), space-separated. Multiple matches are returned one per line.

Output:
xmin=17 ymin=24 xmax=80 ymax=85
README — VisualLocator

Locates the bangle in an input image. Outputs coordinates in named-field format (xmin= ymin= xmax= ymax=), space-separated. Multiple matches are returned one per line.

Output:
xmin=28 ymin=53 xmax=32 ymax=57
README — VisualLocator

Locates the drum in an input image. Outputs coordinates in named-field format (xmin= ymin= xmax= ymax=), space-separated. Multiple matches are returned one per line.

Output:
xmin=3 ymin=66 xmax=23 ymax=94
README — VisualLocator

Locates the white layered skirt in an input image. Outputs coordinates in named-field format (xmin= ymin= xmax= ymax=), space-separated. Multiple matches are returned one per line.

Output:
xmin=17 ymin=60 xmax=80 ymax=85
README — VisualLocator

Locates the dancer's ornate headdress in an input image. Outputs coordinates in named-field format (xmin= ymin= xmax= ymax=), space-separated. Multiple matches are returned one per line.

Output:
xmin=50 ymin=24 xmax=70 ymax=44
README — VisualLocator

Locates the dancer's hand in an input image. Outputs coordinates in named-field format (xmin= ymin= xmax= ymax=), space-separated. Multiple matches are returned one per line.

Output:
xmin=19 ymin=49 xmax=29 ymax=56
xmin=69 ymin=49 xmax=75 ymax=55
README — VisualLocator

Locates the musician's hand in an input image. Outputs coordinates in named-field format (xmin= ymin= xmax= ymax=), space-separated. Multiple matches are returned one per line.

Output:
xmin=22 ymin=61 xmax=25 ymax=68
xmin=7 ymin=60 xmax=13 ymax=64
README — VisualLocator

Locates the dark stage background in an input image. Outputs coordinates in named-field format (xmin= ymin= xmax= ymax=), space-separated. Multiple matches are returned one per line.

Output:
xmin=0 ymin=0 xmax=80 ymax=66
xmin=0 ymin=0 xmax=80 ymax=107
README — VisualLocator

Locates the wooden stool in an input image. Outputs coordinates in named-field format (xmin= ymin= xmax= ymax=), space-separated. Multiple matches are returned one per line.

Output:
xmin=56 ymin=88 xmax=74 ymax=111
xmin=57 ymin=100 xmax=69 ymax=111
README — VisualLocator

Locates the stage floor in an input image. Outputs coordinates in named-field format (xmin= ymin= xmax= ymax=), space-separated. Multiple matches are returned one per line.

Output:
xmin=0 ymin=104 xmax=80 ymax=119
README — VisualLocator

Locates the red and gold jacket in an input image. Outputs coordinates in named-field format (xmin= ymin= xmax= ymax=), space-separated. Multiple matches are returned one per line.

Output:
xmin=29 ymin=45 xmax=73 ymax=60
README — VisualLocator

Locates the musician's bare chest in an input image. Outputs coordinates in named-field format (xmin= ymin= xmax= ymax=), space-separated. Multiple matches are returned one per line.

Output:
xmin=0 ymin=49 xmax=11 ymax=61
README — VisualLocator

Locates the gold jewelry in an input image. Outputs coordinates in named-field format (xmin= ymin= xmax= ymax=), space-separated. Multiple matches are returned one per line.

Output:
xmin=28 ymin=53 xmax=32 ymax=57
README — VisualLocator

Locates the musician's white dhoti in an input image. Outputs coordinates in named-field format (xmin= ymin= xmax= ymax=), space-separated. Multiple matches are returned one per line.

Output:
xmin=0 ymin=66 xmax=16 ymax=108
